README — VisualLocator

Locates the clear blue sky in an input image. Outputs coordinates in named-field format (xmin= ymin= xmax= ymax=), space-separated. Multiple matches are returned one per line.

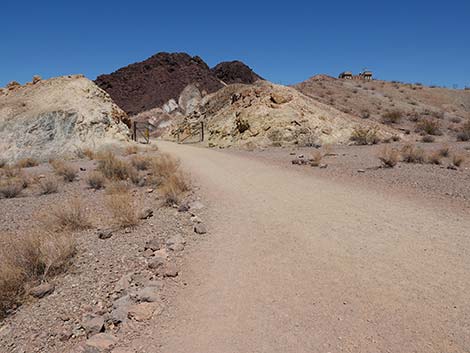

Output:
xmin=1 ymin=0 xmax=469 ymax=88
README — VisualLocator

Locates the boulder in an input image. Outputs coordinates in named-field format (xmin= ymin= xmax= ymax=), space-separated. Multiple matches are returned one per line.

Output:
xmin=29 ymin=283 xmax=55 ymax=298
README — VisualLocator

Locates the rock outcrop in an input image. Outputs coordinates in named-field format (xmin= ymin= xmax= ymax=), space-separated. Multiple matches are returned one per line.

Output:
xmin=170 ymin=81 xmax=393 ymax=148
xmin=95 ymin=52 xmax=224 ymax=115
xmin=0 ymin=75 xmax=130 ymax=162
xmin=211 ymin=61 xmax=263 ymax=85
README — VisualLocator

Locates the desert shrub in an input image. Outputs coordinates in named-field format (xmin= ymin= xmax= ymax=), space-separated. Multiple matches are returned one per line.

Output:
xmin=309 ymin=151 xmax=323 ymax=167
xmin=350 ymin=127 xmax=380 ymax=145
xmin=105 ymin=191 xmax=138 ymax=228
xmin=38 ymin=177 xmax=59 ymax=195
xmin=378 ymin=147 xmax=400 ymax=168
xmin=438 ymin=145 xmax=450 ymax=157
xmin=426 ymin=151 xmax=442 ymax=165
xmin=0 ymin=179 xmax=24 ymax=199
xmin=49 ymin=198 xmax=91 ymax=230
xmin=96 ymin=152 xmax=135 ymax=181
xmin=124 ymin=145 xmax=139 ymax=155
xmin=131 ymin=155 xmax=151 ymax=171
xmin=51 ymin=160 xmax=77 ymax=182
xmin=80 ymin=148 xmax=95 ymax=160
xmin=86 ymin=172 xmax=106 ymax=190
xmin=421 ymin=135 xmax=435 ymax=143
xmin=106 ymin=182 xmax=131 ymax=195
xmin=0 ymin=231 xmax=75 ymax=318
xmin=401 ymin=144 xmax=425 ymax=163
xmin=360 ymin=110 xmax=370 ymax=119
xmin=416 ymin=119 xmax=441 ymax=136
xmin=450 ymin=116 xmax=462 ymax=124
xmin=456 ymin=120 xmax=470 ymax=141
xmin=452 ymin=154 xmax=465 ymax=167
xmin=16 ymin=158 xmax=38 ymax=169
xmin=382 ymin=110 xmax=402 ymax=124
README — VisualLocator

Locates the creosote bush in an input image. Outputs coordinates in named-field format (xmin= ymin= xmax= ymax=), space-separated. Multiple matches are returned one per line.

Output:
xmin=350 ymin=127 xmax=380 ymax=145
xmin=421 ymin=135 xmax=435 ymax=143
xmin=0 ymin=231 xmax=75 ymax=318
xmin=131 ymin=155 xmax=151 ymax=171
xmin=381 ymin=110 xmax=402 ymax=124
xmin=452 ymin=154 xmax=465 ymax=167
xmin=416 ymin=119 xmax=441 ymax=136
xmin=0 ymin=179 xmax=25 ymax=198
xmin=426 ymin=151 xmax=442 ymax=165
xmin=378 ymin=147 xmax=400 ymax=168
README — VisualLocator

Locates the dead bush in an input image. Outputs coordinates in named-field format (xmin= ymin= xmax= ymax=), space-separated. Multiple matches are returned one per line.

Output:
xmin=416 ymin=119 xmax=442 ymax=136
xmin=82 ymin=148 xmax=95 ymax=160
xmin=401 ymin=144 xmax=425 ymax=163
xmin=38 ymin=177 xmax=59 ymax=195
xmin=97 ymin=151 xmax=135 ymax=181
xmin=49 ymin=198 xmax=91 ymax=230
xmin=438 ymin=145 xmax=450 ymax=157
xmin=456 ymin=120 xmax=470 ymax=141
xmin=0 ymin=231 xmax=75 ymax=318
xmin=378 ymin=147 xmax=400 ymax=168
xmin=105 ymin=191 xmax=138 ymax=228
xmin=131 ymin=155 xmax=151 ymax=171
xmin=426 ymin=151 xmax=442 ymax=165
xmin=15 ymin=158 xmax=38 ymax=169
xmin=309 ymin=151 xmax=323 ymax=167
xmin=381 ymin=110 xmax=402 ymax=124
xmin=452 ymin=154 xmax=465 ymax=167
xmin=0 ymin=179 xmax=25 ymax=198
xmin=160 ymin=175 xmax=185 ymax=206
xmin=350 ymin=127 xmax=380 ymax=145
xmin=106 ymin=182 xmax=131 ymax=195
xmin=421 ymin=135 xmax=435 ymax=143
xmin=51 ymin=160 xmax=77 ymax=182
xmin=124 ymin=145 xmax=139 ymax=155
xmin=86 ymin=172 xmax=106 ymax=190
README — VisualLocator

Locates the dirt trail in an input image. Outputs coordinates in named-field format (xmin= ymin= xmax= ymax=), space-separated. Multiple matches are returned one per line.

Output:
xmin=157 ymin=141 xmax=470 ymax=353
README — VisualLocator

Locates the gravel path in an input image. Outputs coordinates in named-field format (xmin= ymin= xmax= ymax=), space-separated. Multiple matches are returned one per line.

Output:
xmin=156 ymin=141 xmax=470 ymax=353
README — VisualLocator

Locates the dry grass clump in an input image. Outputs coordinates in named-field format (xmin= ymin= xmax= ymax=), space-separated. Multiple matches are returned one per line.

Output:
xmin=438 ymin=145 xmax=450 ymax=157
xmin=38 ymin=177 xmax=59 ymax=195
xmin=131 ymin=155 xmax=151 ymax=171
xmin=124 ymin=145 xmax=139 ymax=155
xmin=381 ymin=110 xmax=402 ymax=124
xmin=309 ymin=151 xmax=323 ymax=167
xmin=51 ymin=160 xmax=77 ymax=182
xmin=401 ymin=144 xmax=425 ymax=163
xmin=421 ymin=135 xmax=435 ymax=143
xmin=0 ymin=231 xmax=75 ymax=318
xmin=15 ymin=158 xmax=38 ymax=169
xmin=456 ymin=120 xmax=470 ymax=141
xmin=0 ymin=179 xmax=25 ymax=198
xmin=106 ymin=182 xmax=131 ymax=195
xmin=96 ymin=151 xmax=136 ymax=181
xmin=426 ymin=151 xmax=442 ymax=165
xmin=105 ymin=191 xmax=138 ymax=228
xmin=416 ymin=119 xmax=442 ymax=136
xmin=452 ymin=154 xmax=465 ymax=167
xmin=350 ymin=127 xmax=380 ymax=145
xmin=82 ymin=148 xmax=95 ymax=160
xmin=86 ymin=172 xmax=106 ymax=190
xmin=49 ymin=198 xmax=91 ymax=230
xmin=378 ymin=147 xmax=400 ymax=168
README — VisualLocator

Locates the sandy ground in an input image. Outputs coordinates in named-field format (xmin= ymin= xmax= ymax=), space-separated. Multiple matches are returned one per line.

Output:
xmin=153 ymin=141 xmax=470 ymax=353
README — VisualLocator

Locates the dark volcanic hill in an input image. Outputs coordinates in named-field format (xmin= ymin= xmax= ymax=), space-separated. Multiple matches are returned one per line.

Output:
xmin=95 ymin=53 xmax=224 ymax=115
xmin=212 ymin=61 xmax=263 ymax=84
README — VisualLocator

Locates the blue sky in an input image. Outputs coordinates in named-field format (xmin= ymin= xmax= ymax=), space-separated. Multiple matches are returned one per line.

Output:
xmin=1 ymin=0 xmax=469 ymax=88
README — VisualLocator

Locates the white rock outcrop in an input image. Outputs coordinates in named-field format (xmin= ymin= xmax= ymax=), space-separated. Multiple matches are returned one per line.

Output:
xmin=0 ymin=75 xmax=130 ymax=162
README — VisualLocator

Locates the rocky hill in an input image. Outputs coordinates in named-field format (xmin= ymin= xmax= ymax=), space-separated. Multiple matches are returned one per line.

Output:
xmin=95 ymin=53 xmax=224 ymax=115
xmin=0 ymin=75 xmax=130 ymax=162
xmin=170 ymin=81 xmax=395 ymax=148
xmin=294 ymin=76 xmax=470 ymax=142
xmin=212 ymin=61 xmax=263 ymax=84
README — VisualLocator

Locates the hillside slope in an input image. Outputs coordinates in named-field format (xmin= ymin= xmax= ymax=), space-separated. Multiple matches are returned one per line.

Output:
xmin=294 ymin=76 xmax=470 ymax=142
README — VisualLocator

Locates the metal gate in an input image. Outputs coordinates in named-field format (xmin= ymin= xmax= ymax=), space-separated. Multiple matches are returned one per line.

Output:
xmin=176 ymin=122 xmax=204 ymax=144
xmin=131 ymin=121 xmax=150 ymax=144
